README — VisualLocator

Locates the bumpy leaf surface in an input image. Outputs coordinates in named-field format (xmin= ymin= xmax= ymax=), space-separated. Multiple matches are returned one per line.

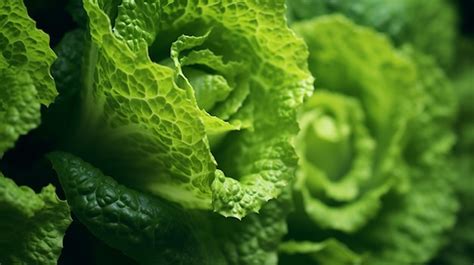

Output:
xmin=0 ymin=0 xmax=57 ymax=156
xmin=0 ymin=172 xmax=71 ymax=265
xmin=49 ymin=151 xmax=226 ymax=265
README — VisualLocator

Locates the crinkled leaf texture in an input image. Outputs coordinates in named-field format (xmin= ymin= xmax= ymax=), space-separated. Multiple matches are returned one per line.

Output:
xmin=286 ymin=0 xmax=457 ymax=67
xmin=64 ymin=0 xmax=313 ymax=219
xmin=49 ymin=151 xmax=226 ymax=265
xmin=0 ymin=172 xmax=72 ymax=265
xmin=49 ymin=151 xmax=293 ymax=265
xmin=0 ymin=0 xmax=57 ymax=156
xmin=215 ymin=186 xmax=293 ymax=265
xmin=282 ymin=15 xmax=458 ymax=265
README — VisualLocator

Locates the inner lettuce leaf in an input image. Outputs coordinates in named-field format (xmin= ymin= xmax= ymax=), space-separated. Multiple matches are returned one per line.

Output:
xmin=0 ymin=0 xmax=57 ymax=156
xmin=281 ymin=15 xmax=458 ymax=264
xmin=58 ymin=0 xmax=313 ymax=219
xmin=286 ymin=0 xmax=457 ymax=67
xmin=0 ymin=172 xmax=72 ymax=265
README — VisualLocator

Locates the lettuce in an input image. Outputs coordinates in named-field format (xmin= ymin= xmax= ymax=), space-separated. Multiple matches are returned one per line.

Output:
xmin=0 ymin=2 xmax=71 ymax=264
xmin=0 ymin=173 xmax=71 ymax=265
xmin=286 ymin=0 xmax=457 ymax=67
xmin=0 ymin=0 xmax=465 ymax=263
xmin=51 ymin=0 xmax=312 ymax=219
xmin=49 ymin=151 xmax=293 ymax=265
xmin=280 ymin=15 xmax=458 ymax=264
xmin=0 ymin=0 xmax=57 ymax=156
xmin=43 ymin=0 xmax=311 ymax=262
xmin=49 ymin=152 xmax=224 ymax=265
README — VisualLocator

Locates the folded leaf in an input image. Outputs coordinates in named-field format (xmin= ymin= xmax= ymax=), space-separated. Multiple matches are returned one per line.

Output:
xmin=216 ymin=187 xmax=293 ymax=265
xmin=49 ymin=151 xmax=294 ymax=265
xmin=48 ymin=151 xmax=226 ymax=265
xmin=0 ymin=172 xmax=71 ymax=264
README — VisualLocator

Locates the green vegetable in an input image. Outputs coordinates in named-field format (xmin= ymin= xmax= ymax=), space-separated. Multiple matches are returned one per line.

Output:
xmin=0 ymin=0 xmax=57 ymax=156
xmin=49 ymin=150 xmax=294 ymax=265
xmin=281 ymin=15 xmax=458 ymax=264
xmin=0 ymin=172 xmax=71 ymax=264
xmin=215 ymin=186 xmax=293 ymax=265
xmin=1 ymin=0 xmax=466 ymax=263
xmin=291 ymin=15 xmax=417 ymax=232
xmin=0 ymin=3 xmax=70 ymax=264
xmin=287 ymin=0 xmax=457 ymax=67
xmin=49 ymin=151 xmax=225 ymax=265
xmin=55 ymin=0 xmax=312 ymax=219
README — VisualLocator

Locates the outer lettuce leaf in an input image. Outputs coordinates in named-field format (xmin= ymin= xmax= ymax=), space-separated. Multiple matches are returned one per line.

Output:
xmin=49 ymin=151 xmax=293 ymax=265
xmin=283 ymin=15 xmax=458 ymax=265
xmin=0 ymin=3 xmax=69 ymax=263
xmin=0 ymin=172 xmax=72 ymax=264
xmin=0 ymin=68 xmax=39 ymax=156
xmin=216 ymin=187 xmax=293 ymax=265
xmin=60 ymin=0 xmax=313 ymax=219
xmin=49 ymin=152 xmax=225 ymax=265
xmin=0 ymin=0 xmax=57 ymax=156
xmin=286 ymin=0 xmax=457 ymax=67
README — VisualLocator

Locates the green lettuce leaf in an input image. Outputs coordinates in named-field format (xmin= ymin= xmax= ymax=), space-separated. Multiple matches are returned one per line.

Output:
xmin=48 ymin=151 xmax=226 ymax=265
xmin=282 ymin=15 xmax=458 ymax=264
xmin=0 ymin=172 xmax=72 ymax=264
xmin=49 ymin=151 xmax=294 ymax=265
xmin=286 ymin=0 xmax=457 ymax=67
xmin=0 ymin=0 xmax=57 ymax=156
xmin=53 ymin=0 xmax=313 ymax=219
xmin=216 ymin=186 xmax=293 ymax=265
